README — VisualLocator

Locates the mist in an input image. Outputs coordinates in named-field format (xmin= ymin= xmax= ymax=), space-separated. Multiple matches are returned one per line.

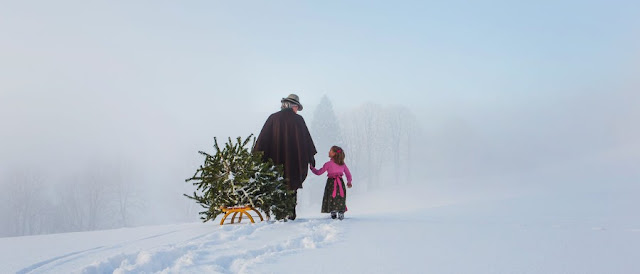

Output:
xmin=1 ymin=1 xmax=638 ymax=237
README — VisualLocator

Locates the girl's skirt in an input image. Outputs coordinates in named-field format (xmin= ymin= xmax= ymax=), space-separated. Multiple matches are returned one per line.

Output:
xmin=321 ymin=177 xmax=347 ymax=213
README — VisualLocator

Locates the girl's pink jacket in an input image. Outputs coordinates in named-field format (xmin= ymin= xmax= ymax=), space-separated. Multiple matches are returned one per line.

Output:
xmin=310 ymin=161 xmax=353 ymax=184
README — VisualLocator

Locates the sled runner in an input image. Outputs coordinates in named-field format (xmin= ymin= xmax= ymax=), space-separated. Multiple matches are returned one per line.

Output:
xmin=219 ymin=205 xmax=264 ymax=225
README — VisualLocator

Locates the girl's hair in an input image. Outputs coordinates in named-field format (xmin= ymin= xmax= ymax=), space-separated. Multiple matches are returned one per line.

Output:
xmin=330 ymin=146 xmax=345 ymax=165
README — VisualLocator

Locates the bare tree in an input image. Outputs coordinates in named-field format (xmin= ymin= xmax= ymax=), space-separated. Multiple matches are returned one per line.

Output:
xmin=341 ymin=103 xmax=393 ymax=188
xmin=109 ymin=170 xmax=144 ymax=228
xmin=56 ymin=165 xmax=111 ymax=232
xmin=0 ymin=169 xmax=47 ymax=236
xmin=340 ymin=103 xmax=421 ymax=191
xmin=384 ymin=106 xmax=421 ymax=183
xmin=84 ymin=169 xmax=109 ymax=230
xmin=57 ymin=177 xmax=88 ymax=231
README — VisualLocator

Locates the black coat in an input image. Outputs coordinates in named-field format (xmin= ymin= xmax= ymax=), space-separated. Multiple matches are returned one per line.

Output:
xmin=253 ymin=109 xmax=317 ymax=190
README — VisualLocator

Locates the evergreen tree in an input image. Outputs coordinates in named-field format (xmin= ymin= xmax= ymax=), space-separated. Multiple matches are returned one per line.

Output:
xmin=311 ymin=95 xmax=342 ymax=149
xmin=307 ymin=95 xmax=343 ymax=205
xmin=185 ymin=134 xmax=296 ymax=222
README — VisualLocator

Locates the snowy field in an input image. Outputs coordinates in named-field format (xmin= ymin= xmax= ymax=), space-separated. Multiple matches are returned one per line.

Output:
xmin=2 ymin=177 xmax=639 ymax=274
xmin=2 ymin=1 xmax=639 ymax=273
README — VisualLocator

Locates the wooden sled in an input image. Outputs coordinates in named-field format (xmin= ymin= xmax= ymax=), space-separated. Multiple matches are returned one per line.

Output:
xmin=219 ymin=205 xmax=264 ymax=225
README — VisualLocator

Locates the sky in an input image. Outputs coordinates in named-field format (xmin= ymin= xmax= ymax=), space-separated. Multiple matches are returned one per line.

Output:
xmin=1 ymin=1 xmax=639 ymax=225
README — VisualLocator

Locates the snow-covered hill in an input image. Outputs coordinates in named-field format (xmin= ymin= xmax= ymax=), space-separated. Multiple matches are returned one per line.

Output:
xmin=2 ymin=181 xmax=639 ymax=274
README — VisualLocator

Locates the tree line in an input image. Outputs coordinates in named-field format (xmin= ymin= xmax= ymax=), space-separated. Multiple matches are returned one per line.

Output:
xmin=307 ymin=96 xmax=421 ymax=202
xmin=0 ymin=165 xmax=143 ymax=237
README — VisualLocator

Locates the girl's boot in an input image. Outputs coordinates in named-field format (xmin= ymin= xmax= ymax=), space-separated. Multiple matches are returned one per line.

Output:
xmin=331 ymin=211 xmax=337 ymax=219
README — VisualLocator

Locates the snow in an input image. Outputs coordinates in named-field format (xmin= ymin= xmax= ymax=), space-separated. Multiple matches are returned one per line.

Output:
xmin=2 ymin=181 xmax=639 ymax=274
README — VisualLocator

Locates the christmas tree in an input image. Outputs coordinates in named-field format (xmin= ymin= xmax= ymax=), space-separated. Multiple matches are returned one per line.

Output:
xmin=185 ymin=134 xmax=296 ymax=222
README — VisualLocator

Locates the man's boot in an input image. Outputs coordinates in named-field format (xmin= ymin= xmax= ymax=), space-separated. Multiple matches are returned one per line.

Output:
xmin=287 ymin=208 xmax=296 ymax=220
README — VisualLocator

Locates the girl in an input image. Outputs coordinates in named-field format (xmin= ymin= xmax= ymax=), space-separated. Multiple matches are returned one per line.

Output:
xmin=310 ymin=146 xmax=353 ymax=220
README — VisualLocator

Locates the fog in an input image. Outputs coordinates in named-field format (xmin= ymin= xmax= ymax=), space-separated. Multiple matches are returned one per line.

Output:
xmin=1 ymin=1 xmax=638 ymax=237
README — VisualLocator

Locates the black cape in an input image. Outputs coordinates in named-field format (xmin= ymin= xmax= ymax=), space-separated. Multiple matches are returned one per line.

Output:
xmin=253 ymin=109 xmax=317 ymax=190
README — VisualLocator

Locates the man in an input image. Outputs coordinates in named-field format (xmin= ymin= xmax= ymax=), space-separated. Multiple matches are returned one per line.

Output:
xmin=253 ymin=94 xmax=317 ymax=220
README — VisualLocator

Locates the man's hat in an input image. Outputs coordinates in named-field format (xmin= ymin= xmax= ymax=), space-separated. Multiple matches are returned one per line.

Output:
xmin=281 ymin=94 xmax=303 ymax=110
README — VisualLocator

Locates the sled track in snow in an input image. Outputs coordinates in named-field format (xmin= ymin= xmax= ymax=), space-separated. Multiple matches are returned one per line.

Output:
xmin=17 ymin=229 xmax=201 ymax=274
xmin=16 ymin=246 xmax=105 ymax=274
xmin=79 ymin=219 xmax=340 ymax=274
